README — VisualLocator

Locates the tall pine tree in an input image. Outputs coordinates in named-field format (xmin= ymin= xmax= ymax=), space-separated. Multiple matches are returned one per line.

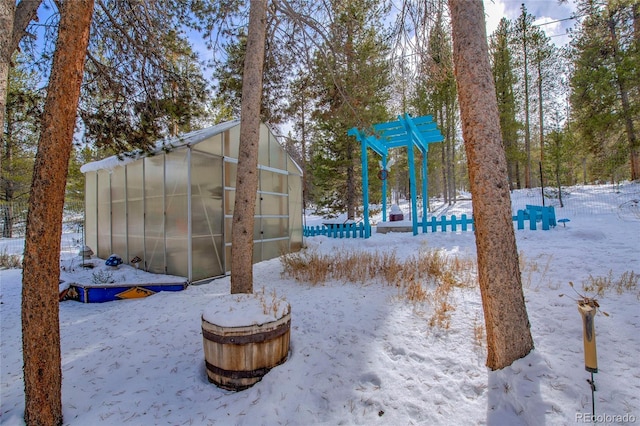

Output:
xmin=309 ymin=0 xmax=390 ymax=218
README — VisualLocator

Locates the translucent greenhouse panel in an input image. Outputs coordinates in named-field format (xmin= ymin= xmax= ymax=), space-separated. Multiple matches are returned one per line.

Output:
xmin=261 ymin=217 xmax=288 ymax=240
xmin=223 ymin=126 xmax=240 ymax=159
xmin=166 ymin=238 xmax=188 ymax=279
xmin=191 ymin=153 xmax=223 ymax=235
xmin=224 ymin=217 xmax=233 ymax=244
xmin=165 ymin=151 xmax=189 ymax=278
xmin=254 ymin=218 xmax=262 ymax=241
xmin=224 ymin=190 xmax=234 ymax=216
xmin=269 ymin=132 xmax=286 ymax=170
xmin=224 ymin=245 xmax=232 ymax=273
xmin=193 ymin=133 xmax=222 ymax=156
xmin=288 ymin=174 xmax=303 ymax=251
xmin=84 ymin=172 xmax=98 ymax=254
xmin=126 ymin=161 xmax=144 ymax=265
xmin=110 ymin=166 xmax=127 ymax=260
xmin=144 ymin=155 xmax=165 ymax=274
xmin=260 ymin=170 xmax=286 ymax=194
xmin=258 ymin=124 xmax=270 ymax=167
xmin=192 ymin=235 xmax=224 ymax=280
xmin=262 ymin=240 xmax=287 ymax=261
xmin=287 ymin=155 xmax=303 ymax=175
xmin=191 ymin=152 xmax=224 ymax=279
xmin=260 ymin=193 xmax=287 ymax=216
xmin=224 ymin=161 xmax=237 ymax=188
xmin=97 ymin=169 xmax=111 ymax=258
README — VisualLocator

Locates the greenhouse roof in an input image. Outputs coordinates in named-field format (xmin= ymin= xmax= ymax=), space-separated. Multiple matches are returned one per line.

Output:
xmin=80 ymin=119 xmax=240 ymax=173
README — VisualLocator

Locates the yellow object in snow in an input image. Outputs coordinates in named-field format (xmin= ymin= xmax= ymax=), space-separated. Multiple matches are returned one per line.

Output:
xmin=578 ymin=302 xmax=598 ymax=373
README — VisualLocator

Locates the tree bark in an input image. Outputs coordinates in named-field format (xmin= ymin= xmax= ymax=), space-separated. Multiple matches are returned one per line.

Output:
xmin=448 ymin=0 xmax=534 ymax=370
xmin=21 ymin=0 xmax=94 ymax=424
xmin=230 ymin=0 xmax=267 ymax=294
xmin=0 ymin=0 xmax=16 ymax=182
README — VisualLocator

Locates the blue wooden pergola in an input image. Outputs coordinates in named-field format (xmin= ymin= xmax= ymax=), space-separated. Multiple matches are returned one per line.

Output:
xmin=348 ymin=113 xmax=444 ymax=236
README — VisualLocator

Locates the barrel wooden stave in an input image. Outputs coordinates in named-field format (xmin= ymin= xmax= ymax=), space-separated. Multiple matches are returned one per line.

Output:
xmin=202 ymin=312 xmax=291 ymax=391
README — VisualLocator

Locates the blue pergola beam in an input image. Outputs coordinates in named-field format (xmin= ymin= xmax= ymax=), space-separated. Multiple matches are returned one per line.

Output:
xmin=378 ymin=127 xmax=408 ymax=138
xmin=412 ymin=115 xmax=435 ymax=125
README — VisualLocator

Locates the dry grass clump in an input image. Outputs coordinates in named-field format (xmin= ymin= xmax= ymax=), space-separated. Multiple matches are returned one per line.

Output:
xmin=473 ymin=312 xmax=486 ymax=353
xmin=255 ymin=287 xmax=289 ymax=317
xmin=0 ymin=251 xmax=22 ymax=269
xmin=405 ymin=278 xmax=428 ymax=302
xmin=519 ymin=252 xmax=553 ymax=289
xmin=423 ymin=255 xmax=476 ymax=329
xmin=281 ymin=247 xmax=478 ymax=330
xmin=581 ymin=270 xmax=639 ymax=298
xmin=280 ymin=250 xmax=334 ymax=285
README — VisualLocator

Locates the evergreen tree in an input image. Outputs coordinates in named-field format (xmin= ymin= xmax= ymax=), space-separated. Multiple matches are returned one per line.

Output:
xmin=490 ymin=18 xmax=522 ymax=189
xmin=309 ymin=0 xmax=390 ymax=219
xmin=1 ymin=53 xmax=42 ymax=237
xmin=569 ymin=0 xmax=639 ymax=181
xmin=213 ymin=22 xmax=294 ymax=126
xmin=514 ymin=4 xmax=536 ymax=188
xmin=81 ymin=9 xmax=210 ymax=153
xmin=284 ymin=69 xmax=315 ymax=207
xmin=2 ymin=54 xmax=41 ymax=197
xmin=412 ymin=6 xmax=458 ymax=206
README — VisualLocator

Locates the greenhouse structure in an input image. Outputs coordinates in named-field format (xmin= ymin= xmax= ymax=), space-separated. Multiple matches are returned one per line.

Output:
xmin=81 ymin=119 xmax=304 ymax=283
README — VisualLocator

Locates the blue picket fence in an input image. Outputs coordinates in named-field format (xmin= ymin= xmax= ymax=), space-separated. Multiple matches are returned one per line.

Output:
xmin=513 ymin=205 xmax=556 ymax=230
xmin=303 ymin=222 xmax=370 ymax=238
xmin=303 ymin=205 xmax=558 ymax=239
xmin=422 ymin=214 xmax=475 ymax=232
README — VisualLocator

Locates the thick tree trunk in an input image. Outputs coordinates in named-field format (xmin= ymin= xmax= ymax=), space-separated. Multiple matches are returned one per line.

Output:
xmin=448 ymin=0 xmax=534 ymax=370
xmin=230 ymin=0 xmax=267 ymax=294
xmin=21 ymin=1 xmax=93 ymax=424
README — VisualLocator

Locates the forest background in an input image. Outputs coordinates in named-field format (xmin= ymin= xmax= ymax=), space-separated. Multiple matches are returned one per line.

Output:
xmin=2 ymin=0 xmax=639 ymax=234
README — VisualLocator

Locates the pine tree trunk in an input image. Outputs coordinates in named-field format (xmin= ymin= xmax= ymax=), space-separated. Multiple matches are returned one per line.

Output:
xmin=230 ymin=0 xmax=267 ymax=294
xmin=448 ymin=0 xmax=534 ymax=370
xmin=522 ymin=11 xmax=532 ymax=189
xmin=0 ymin=0 xmax=15 ymax=182
xmin=607 ymin=12 xmax=639 ymax=180
xmin=21 ymin=1 xmax=93 ymax=424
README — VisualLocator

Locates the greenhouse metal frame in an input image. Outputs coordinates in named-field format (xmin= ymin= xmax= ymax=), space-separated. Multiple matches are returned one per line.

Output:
xmin=81 ymin=119 xmax=303 ymax=283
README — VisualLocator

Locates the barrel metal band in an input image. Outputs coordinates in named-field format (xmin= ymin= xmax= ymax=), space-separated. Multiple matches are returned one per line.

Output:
xmin=202 ymin=320 xmax=290 ymax=345
xmin=205 ymin=358 xmax=287 ymax=379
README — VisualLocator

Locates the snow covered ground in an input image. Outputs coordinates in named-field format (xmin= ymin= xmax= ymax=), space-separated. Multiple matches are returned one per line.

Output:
xmin=1 ymin=183 xmax=639 ymax=425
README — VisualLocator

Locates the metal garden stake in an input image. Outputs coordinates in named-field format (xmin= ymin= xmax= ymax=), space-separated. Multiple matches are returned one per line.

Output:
xmin=578 ymin=299 xmax=598 ymax=418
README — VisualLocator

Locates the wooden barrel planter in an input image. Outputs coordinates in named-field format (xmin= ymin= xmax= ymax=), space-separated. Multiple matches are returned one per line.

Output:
xmin=202 ymin=293 xmax=291 ymax=391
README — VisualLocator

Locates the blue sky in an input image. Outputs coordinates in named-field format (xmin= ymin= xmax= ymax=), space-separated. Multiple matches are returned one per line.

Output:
xmin=484 ymin=0 xmax=579 ymax=46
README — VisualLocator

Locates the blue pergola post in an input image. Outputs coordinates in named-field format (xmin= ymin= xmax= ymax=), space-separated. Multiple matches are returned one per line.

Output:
xmin=407 ymin=144 xmax=419 ymax=235
xmin=422 ymin=152 xmax=428 ymax=233
xmin=348 ymin=114 xmax=443 ymax=238
xmin=382 ymin=155 xmax=388 ymax=223
xmin=361 ymin=132 xmax=371 ymax=238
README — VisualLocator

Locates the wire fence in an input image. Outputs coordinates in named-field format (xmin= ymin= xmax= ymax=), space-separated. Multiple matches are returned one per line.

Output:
xmin=1 ymin=183 xmax=638 ymax=259
xmin=0 ymin=201 xmax=85 ymax=257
